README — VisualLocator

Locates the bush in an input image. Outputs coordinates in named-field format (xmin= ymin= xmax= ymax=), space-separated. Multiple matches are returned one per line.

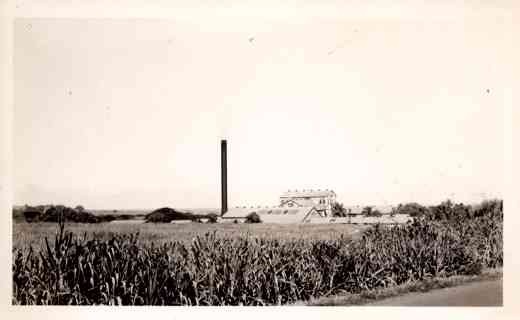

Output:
xmin=472 ymin=199 xmax=503 ymax=219
xmin=40 ymin=206 xmax=99 ymax=223
xmin=422 ymin=199 xmax=499 ymax=222
xmin=21 ymin=205 xmax=101 ymax=223
xmin=145 ymin=207 xmax=194 ymax=223
xmin=22 ymin=210 xmax=41 ymax=222
xmin=362 ymin=206 xmax=372 ymax=216
xmin=362 ymin=206 xmax=382 ymax=217
xmin=367 ymin=209 xmax=382 ymax=217
xmin=395 ymin=203 xmax=429 ymax=217
xmin=245 ymin=212 xmax=262 ymax=223
xmin=145 ymin=207 xmax=220 ymax=223
xmin=331 ymin=202 xmax=346 ymax=217
xmin=206 ymin=213 xmax=219 ymax=223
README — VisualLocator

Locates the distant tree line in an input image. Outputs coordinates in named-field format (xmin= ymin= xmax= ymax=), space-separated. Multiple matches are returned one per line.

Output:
xmin=14 ymin=204 xmax=143 ymax=223
xmin=14 ymin=204 xmax=103 ymax=223
xmin=14 ymin=204 xmax=220 ymax=224
xmin=145 ymin=207 xmax=218 ymax=223
xmin=331 ymin=199 xmax=503 ymax=222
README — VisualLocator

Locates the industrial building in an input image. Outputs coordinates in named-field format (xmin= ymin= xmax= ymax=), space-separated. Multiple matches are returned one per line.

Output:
xmin=221 ymin=206 xmax=321 ymax=224
xmin=218 ymin=139 xmax=410 ymax=224
xmin=279 ymin=189 xmax=336 ymax=217
xmin=221 ymin=189 xmax=337 ymax=223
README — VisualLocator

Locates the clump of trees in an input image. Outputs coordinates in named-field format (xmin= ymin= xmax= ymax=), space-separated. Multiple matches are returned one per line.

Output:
xmin=394 ymin=199 xmax=503 ymax=222
xmin=145 ymin=207 xmax=194 ymax=223
xmin=145 ymin=207 xmax=220 ymax=223
xmin=361 ymin=206 xmax=382 ymax=217
xmin=245 ymin=212 xmax=262 ymax=223
xmin=394 ymin=202 xmax=429 ymax=217
xmin=206 ymin=213 xmax=219 ymax=223
xmin=331 ymin=202 xmax=346 ymax=217
xmin=20 ymin=205 xmax=101 ymax=223
xmin=470 ymin=199 xmax=503 ymax=220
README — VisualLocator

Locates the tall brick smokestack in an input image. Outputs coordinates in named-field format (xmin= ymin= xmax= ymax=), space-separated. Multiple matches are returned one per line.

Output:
xmin=221 ymin=139 xmax=228 ymax=215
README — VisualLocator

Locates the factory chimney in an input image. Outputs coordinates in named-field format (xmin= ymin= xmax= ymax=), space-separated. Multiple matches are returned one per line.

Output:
xmin=221 ymin=140 xmax=228 ymax=215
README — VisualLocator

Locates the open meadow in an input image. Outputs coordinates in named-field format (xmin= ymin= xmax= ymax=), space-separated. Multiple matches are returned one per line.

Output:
xmin=12 ymin=221 xmax=367 ymax=249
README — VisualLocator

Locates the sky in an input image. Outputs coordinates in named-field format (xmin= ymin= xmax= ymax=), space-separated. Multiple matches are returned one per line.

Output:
xmin=13 ymin=6 xmax=511 ymax=209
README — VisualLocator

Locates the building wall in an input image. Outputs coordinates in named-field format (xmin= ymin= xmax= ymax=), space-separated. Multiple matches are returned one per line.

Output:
xmin=280 ymin=191 xmax=336 ymax=217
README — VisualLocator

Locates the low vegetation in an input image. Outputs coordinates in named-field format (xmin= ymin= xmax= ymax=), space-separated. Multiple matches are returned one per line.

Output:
xmin=331 ymin=202 xmax=347 ymax=217
xmin=396 ymin=199 xmax=503 ymax=222
xmin=14 ymin=205 xmax=215 ymax=224
xmin=245 ymin=212 xmax=262 ymax=223
xmin=145 ymin=207 xmax=219 ymax=223
xmin=16 ymin=205 xmax=104 ymax=223
xmin=145 ymin=207 xmax=195 ymax=223
xmin=12 ymin=199 xmax=502 ymax=305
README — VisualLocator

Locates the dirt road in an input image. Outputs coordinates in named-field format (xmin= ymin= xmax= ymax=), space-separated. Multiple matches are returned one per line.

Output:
xmin=368 ymin=279 xmax=502 ymax=306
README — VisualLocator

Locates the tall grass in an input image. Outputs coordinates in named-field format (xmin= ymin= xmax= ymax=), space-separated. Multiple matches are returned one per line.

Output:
xmin=12 ymin=204 xmax=502 ymax=305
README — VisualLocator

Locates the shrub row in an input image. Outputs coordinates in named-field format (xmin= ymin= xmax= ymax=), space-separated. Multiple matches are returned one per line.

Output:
xmin=21 ymin=206 xmax=104 ymax=223
xmin=144 ymin=207 xmax=218 ymax=223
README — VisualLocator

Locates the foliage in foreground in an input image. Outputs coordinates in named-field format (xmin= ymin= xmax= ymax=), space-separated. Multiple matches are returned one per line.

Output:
xmin=12 ymin=202 xmax=502 ymax=305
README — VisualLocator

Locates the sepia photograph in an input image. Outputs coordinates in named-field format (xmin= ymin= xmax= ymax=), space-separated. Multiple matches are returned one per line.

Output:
xmin=2 ymin=0 xmax=517 ymax=314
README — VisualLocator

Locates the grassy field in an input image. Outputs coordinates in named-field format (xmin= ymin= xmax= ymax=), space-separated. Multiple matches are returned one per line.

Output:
xmin=12 ymin=221 xmax=367 ymax=249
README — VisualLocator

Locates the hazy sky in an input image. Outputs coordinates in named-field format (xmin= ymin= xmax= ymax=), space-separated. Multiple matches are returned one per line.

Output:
xmin=14 ymin=7 xmax=510 ymax=209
